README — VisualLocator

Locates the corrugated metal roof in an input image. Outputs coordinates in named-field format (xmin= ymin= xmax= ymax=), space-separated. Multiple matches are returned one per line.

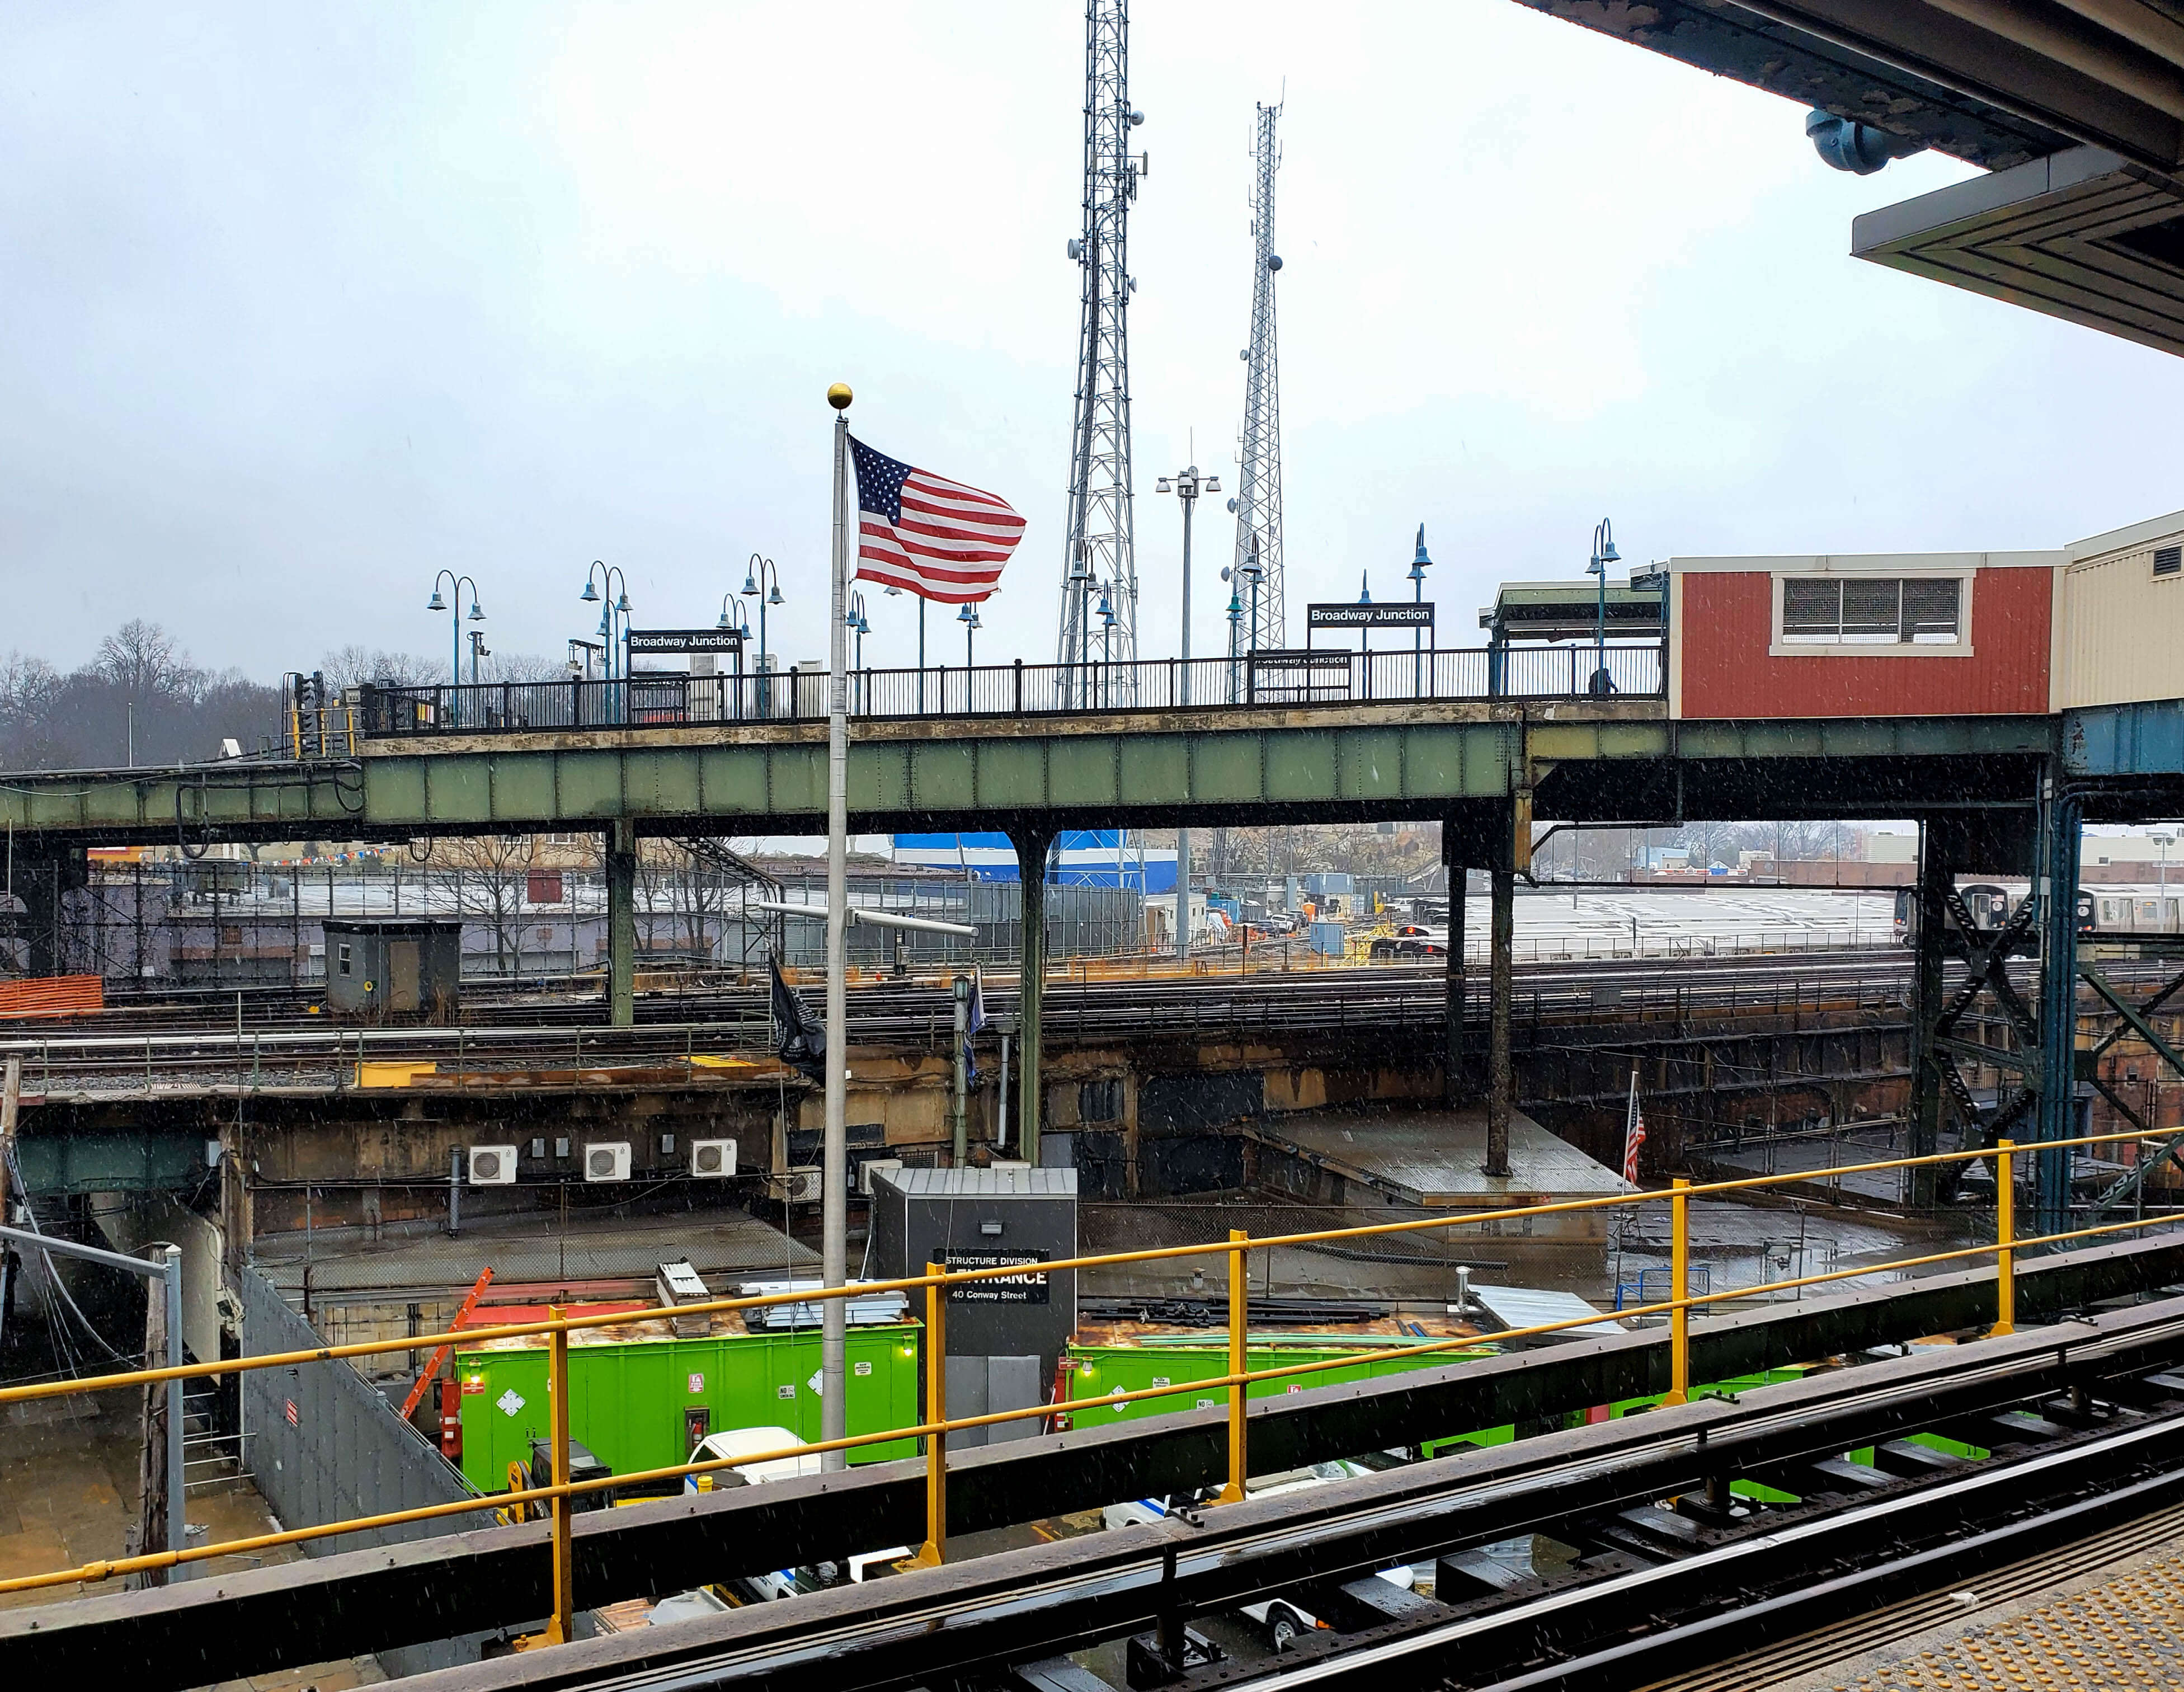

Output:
xmin=880 ymin=1167 xmax=1078 ymax=1198
xmin=1468 ymin=1284 xmax=1623 ymax=1340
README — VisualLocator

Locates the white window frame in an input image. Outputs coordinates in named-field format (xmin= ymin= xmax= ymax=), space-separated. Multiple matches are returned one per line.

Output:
xmin=1769 ymin=568 xmax=1976 ymax=659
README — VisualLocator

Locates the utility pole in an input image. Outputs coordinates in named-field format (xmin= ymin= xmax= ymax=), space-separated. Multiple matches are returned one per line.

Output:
xmin=1057 ymin=0 xmax=1146 ymax=706
xmin=1230 ymin=101 xmax=1287 ymax=656
xmin=1157 ymin=463 xmax=1218 ymax=959
xmin=821 ymin=382 xmax=854 ymax=1468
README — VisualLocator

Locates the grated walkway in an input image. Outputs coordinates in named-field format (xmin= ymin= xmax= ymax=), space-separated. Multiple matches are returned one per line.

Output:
xmin=1759 ymin=1534 xmax=2184 ymax=1691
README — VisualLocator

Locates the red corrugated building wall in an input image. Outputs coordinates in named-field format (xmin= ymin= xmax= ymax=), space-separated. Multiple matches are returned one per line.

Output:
xmin=1673 ymin=557 xmax=2059 ymax=720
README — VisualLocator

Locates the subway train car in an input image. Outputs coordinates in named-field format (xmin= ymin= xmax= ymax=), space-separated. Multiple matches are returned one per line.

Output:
xmin=2084 ymin=885 xmax=2184 ymax=937
xmin=1892 ymin=880 xmax=2103 ymax=946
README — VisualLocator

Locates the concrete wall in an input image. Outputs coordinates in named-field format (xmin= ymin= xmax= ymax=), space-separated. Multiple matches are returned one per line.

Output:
xmin=237 ymin=1266 xmax=491 ymax=1676
xmin=92 ymin=1190 xmax=223 ymax=1370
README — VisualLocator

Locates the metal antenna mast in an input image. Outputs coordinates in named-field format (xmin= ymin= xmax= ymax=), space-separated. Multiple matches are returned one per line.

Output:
xmin=1230 ymin=101 xmax=1286 ymax=654
xmin=1057 ymin=0 xmax=1146 ymax=698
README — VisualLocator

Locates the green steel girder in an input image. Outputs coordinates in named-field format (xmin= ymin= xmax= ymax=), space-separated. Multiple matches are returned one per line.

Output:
xmin=0 ymin=707 xmax=2073 ymax=848
xmin=360 ymin=717 xmax=1533 ymax=833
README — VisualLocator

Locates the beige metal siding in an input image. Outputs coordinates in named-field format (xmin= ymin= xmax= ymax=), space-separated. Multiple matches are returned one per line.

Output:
xmin=2056 ymin=530 xmax=2184 ymax=709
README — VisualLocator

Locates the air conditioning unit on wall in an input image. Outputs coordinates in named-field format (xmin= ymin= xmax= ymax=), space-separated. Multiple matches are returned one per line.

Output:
xmin=467 ymin=1145 xmax=518 ymax=1186
xmin=583 ymin=1141 xmax=632 ymax=1182
xmin=769 ymin=1166 xmax=822 ymax=1205
xmin=858 ymin=1159 xmax=902 ymax=1196
xmin=689 ymin=1139 xmax=737 ymax=1178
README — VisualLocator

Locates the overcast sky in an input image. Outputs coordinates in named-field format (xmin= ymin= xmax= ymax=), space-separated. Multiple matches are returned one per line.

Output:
xmin=7 ymin=2 xmax=2183 ymax=682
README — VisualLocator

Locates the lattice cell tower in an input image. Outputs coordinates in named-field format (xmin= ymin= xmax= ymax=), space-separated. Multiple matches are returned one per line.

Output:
xmin=1230 ymin=101 xmax=1286 ymax=654
xmin=1056 ymin=0 xmax=1148 ymax=695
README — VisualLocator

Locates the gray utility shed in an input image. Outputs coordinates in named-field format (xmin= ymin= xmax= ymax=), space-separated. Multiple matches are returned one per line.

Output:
xmin=869 ymin=1167 xmax=1078 ymax=1378
xmin=323 ymin=917 xmax=463 ymax=1018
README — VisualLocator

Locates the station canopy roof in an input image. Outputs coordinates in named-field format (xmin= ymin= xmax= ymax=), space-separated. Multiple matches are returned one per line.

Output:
xmin=1480 ymin=580 xmax=1664 ymax=642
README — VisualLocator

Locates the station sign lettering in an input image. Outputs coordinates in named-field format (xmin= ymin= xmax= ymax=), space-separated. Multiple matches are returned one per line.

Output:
xmin=1306 ymin=603 xmax=1434 ymax=629
xmin=941 ymin=1247 xmax=1051 ymax=1304
xmin=627 ymin=628 xmax=745 ymax=655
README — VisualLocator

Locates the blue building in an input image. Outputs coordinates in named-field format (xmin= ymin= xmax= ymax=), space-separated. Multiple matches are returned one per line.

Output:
xmin=892 ymin=831 xmax=1175 ymax=892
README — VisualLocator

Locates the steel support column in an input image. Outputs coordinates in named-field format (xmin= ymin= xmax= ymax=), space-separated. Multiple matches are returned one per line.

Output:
xmin=1445 ymin=861 xmax=1468 ymax=1104
xmin=606 ymin=819 xmax=637 ymax=1029
xmin=1907 ymin=820 xmax=1954 ymax=1208
xmin=1013 ymin=828 xmax=1053 ymax=1165
xmin=2035 ymin=780 xmax=2084 ymax=1236
xmin=1486 ymin=866 xmax=1514 ymax=1178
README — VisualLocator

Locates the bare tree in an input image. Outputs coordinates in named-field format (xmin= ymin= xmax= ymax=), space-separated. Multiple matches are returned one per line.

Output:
xmin=441 ymin=834 xmax=533 ymax=973
xmin=96 ymin=620 xmax=196 ymax=700
xmin=317 ymin=646 xmax=449 ymax=692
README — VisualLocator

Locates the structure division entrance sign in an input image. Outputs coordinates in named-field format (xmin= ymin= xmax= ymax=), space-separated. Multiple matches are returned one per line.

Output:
xmin=628 ymin=628 xmax=745 ymax=656
xmin=940 ymin=1247 xmax=1051 ymax=1304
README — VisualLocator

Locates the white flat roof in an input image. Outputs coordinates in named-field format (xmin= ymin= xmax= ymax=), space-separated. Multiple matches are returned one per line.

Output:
xmin=2069 ymin=508 xmax=2184 ymax=562
xmin=1663 ymin=550 xmax=2063 ymax=575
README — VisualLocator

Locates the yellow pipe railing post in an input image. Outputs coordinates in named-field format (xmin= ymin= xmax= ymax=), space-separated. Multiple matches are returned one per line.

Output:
xmin=544 ymin=1303 xmax=575 ymax=1643
xmin=912 ymin=1262 xmax=948 ymax=1566
xmin=1220 ymin=1229 xmax=1249 ymax=1503
xmin=1994 ymin=1138 xmax=2017 ymax=1336
xmin=1665 ymin=1177 xmax=1691 ymax=1406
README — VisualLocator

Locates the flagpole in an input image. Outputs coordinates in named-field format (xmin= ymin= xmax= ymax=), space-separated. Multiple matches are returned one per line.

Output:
xmin=822 ymin=381 xmax=854 ymax=1468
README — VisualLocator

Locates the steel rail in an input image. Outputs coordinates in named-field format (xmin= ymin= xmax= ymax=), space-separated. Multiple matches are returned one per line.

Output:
xmin=2 ymin=1129 xmax=2170 ymax=1603
xmin=346 ymin=1306 xmax=2184 ymax=1692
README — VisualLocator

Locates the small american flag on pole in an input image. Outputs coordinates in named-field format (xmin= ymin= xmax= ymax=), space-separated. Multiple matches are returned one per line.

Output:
xmin=850 ymin=435 xmax=1025 ymax=604
xmin=1621 ymin=1068 xmax=1646 ymax=1185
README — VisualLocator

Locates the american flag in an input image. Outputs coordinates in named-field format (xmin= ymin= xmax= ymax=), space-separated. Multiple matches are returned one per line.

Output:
xmin=1621 ymin=1069 xmax=1646 ymax=1185
xmin=851 ymin=435 xmax=1025 ymax=604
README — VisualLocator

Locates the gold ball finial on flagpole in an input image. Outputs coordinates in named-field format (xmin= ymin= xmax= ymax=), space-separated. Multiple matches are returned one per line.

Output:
xmin=827 ymin=383 xmax=853 ymax=411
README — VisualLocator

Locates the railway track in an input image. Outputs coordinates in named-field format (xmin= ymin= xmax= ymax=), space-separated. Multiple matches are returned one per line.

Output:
xmin=0 ymin=950 xmax=1927 ymax=1091
xmin=376 ymin=1292 xmax=2184 ymax=1692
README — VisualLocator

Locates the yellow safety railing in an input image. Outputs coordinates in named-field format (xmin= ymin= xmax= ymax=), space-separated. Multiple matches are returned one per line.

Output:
xmin=1 ymin=1126 xmax=2177 ymax=1643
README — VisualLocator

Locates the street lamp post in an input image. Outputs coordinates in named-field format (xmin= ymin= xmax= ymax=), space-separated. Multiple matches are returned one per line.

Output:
xmin=1354 ymin=567 xmax=1371 ymax=684
xmin=427 ymin=571 xmax=485 ymax=729
xmin=1225 ymin=585 xmax=1245 ymax=703
xmin=1157 ymin=464 xmax=1220 ymax=958
xmin=717 ymin=593 xmax=755 ymax=718
xmin=741 ymin=554 xmax=784 ymax=715
xmin=580 ymin=560 xmax=631 ymax=722
xmin=1409 ymin=524 xmax=1432 ymax=697
xmin=1066 ymin=545 xmax=1092 ymax=709
xmin=958 ymin=601 xmax=981 ymax=688
xmin=1096 ymin=594 xmax=1117 ymax=708
xmin=849 ymin=591 xmax=870 ymax=673
xmin=1588 ymin=518 xmax=1620 ymax=695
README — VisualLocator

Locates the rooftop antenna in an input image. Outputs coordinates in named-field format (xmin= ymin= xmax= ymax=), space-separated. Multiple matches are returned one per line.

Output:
xmin=1057 ymin=0 xmax=1147 ymax=703
xmin=1230 ymin=100 xmax=1287 ymax=655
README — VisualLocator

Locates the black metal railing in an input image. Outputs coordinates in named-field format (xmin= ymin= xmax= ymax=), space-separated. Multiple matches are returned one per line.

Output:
xmin=352 ymin=643 xmax=1663 ymax=739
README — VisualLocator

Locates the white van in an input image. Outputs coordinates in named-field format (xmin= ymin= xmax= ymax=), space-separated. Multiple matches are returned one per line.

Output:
xmin=686 ymin=1425 xmax=909 ymax=1600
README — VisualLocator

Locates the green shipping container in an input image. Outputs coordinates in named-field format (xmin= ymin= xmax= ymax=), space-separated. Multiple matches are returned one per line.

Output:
xmin=455 ymin=1323 xmax=924 ymax=1493
xmin=1065 ymin=1339 xmax=1498 ymax=1429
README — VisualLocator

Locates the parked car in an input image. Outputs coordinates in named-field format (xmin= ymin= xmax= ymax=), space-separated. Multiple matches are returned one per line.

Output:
xmin=1103 ymin=1460 xmax=1415 ymax=1649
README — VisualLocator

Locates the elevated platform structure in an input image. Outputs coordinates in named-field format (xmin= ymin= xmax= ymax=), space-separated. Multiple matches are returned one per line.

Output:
xmin=1519 ymin=2 xmax=2184 ymax=357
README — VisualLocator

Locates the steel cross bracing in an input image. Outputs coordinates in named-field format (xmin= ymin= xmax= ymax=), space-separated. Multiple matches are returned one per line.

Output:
xmin=1057 ymin=0 xmax=1145 ymax=703
xmin=1231 ymin=101 xmax=1286 ymax=657
xmin=2081 ymin=961 xmax=2184 ymax=1219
